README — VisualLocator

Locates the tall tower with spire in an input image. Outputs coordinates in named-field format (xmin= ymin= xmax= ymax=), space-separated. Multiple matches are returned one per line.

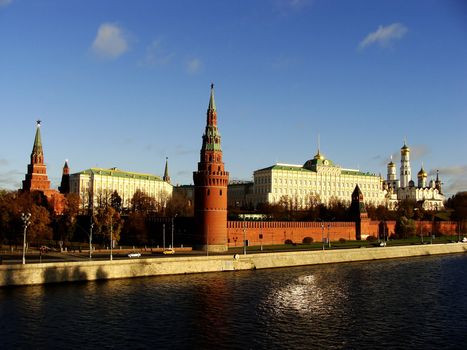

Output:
xmin=193 ymin=84 xmax=229 ymax=252
xmin=400 ymin=140 xmax=412 ymax=188
xmin=22 ymin=120 xmax=52 ymax=194
xmin=163 ymin=157 xmax=171 ymax=184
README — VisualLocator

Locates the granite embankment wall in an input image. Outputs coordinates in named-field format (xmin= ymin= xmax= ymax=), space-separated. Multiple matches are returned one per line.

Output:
xmin=1 ymin=243 xmax=466 ymax=287
xmin=227 ymin=220 xmax=458 ymax=246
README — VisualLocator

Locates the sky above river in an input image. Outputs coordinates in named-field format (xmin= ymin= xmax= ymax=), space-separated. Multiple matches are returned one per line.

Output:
xmin=1 ymin=0 xmax=466 ymax=197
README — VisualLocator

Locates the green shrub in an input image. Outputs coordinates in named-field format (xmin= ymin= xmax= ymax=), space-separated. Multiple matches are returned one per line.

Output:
xmin=284 ymin=239 xmax=293 ymax=244
xmin=302 ymin=237 xmax=313 ymax=244
xmin=339 ymin=238 xmax=346 ymax=243
xmin=366 ymin=235 xmax=377 ymax=242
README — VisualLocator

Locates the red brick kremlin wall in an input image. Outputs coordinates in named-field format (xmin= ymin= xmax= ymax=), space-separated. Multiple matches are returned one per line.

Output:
xmin=226 ymin=220 xmax=459 ymax=246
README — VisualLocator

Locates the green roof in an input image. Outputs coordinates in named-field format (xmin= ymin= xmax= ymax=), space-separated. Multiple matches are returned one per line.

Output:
xmin=72 ymin=168 xmax=164 ymax=182
xmin=255 ymin=164 xmax=378 ymax=177
xmin=256 ymin=164 xmax=314 ymax=173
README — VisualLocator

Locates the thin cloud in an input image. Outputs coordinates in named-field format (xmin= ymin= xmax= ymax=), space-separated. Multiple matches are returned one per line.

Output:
xmin=359 ymin=23 xmax=408 ymax=49
xmin=429 ymin=165 xmax=467 ymax=196
xmin=378 ymin=144 xmax=429 ymax=167
xmin=0 ymin=0 xmax=12 ymax=8
xmin=91 ymin=23 xmax=129 ymax=59
xmin=141 ymin=39 xmax=175 ymax=66
xmin=276 ymin=0 xmax=313 ymax=13
xmin=186 ymin=58 xmax=201 ymax=74
xmin=0 ymin=169 xmax=22 ymax=190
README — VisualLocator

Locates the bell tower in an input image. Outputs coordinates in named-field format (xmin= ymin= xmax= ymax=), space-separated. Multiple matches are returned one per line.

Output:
xmin=193 ymin=84 xmax=229 ymax=252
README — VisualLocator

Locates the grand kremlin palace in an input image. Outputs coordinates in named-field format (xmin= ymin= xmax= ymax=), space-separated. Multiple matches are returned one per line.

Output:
xmin=249 ymin=149 xmax=385 ymax=208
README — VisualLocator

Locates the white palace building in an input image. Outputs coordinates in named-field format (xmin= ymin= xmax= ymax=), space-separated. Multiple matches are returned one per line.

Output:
xmin=248 ymin=148 xmax=385 ymax=209
xmin=69 ymin=159 xmax=173 ymax=211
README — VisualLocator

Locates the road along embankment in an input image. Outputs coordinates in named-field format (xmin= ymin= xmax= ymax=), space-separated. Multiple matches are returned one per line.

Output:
xmin=1 ymin=243 xmax=466 ymax=287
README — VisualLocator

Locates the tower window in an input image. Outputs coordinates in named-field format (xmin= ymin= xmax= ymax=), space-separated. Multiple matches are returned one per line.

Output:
xmin=207 ymin=189 xmax=210 ymax=196
xmin=220 ymin=189 xmax=223 ymax=196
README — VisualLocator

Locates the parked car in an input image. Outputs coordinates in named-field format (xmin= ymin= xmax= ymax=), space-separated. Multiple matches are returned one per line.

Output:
xmin=162 ymin=249 xmax=175 ymax=255
xmin=128 ymin=252 xmax=141 ymax=258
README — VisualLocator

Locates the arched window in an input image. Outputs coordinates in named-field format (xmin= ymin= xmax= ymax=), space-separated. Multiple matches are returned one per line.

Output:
xmin=207 ymin=189 xmax=210 ymax=196
xmin=220 ymin=189 xmax=223 ymax=196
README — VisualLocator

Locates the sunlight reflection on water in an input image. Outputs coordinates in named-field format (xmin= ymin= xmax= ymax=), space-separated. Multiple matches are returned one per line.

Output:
xmin=1 ymin=255 xmax=467 ymax=349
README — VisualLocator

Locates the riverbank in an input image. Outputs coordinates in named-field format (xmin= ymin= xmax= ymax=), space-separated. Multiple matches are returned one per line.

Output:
xmin=1 ymin=243 xmax=466 ymax=287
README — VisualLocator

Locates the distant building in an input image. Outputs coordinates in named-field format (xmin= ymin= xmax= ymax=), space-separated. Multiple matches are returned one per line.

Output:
xmin=249 ymin=148 xmax=385 ymax=209
xmin=227 ymin=180 xmax=254 ymax=208
xmin=383 ymin=142 xmax=445 ymax=210
xmin=70 ymin=166 xmax=173 ymax=211
xmin=21 ymin=121 xmax=65 ymax=214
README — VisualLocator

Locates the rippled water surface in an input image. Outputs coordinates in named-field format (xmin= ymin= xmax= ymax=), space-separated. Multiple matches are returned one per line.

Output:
xmin=2 ymin=254 xmax=467 ymax=349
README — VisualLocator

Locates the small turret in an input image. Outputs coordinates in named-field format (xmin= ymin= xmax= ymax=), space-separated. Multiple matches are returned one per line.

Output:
xmin=59 ymin=160 xmax=70 ymax=194
xmin=435 ymin=170 xmax=442 ymax=193
xmin=163 ymin=157 xmax=171 ymax=184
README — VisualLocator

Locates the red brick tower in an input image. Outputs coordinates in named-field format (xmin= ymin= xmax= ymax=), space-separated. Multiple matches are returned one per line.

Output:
xmin=193 ymin=84 xmax=229 ymax=252
xmin=22 ymin=120 xmax=53 ymax=195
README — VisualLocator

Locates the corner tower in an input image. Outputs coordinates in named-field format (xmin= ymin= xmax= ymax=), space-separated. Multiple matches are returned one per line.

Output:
xmin=22 ymin=120 xmax=52 ymax=194
xmin=193 ymin=84 xmax=229 ymax=252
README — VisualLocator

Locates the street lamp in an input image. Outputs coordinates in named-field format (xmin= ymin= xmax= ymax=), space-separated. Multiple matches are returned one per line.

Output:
xmin=110 ymin=215 xmax=113 ymax=261
xmin=321 ymin=223 xmax=325 ymax=250
xmin=21 ymin=212 xmax=31 ymax=265
xmin=171 ymin=214 xmax=177 ymax=249
xmin=327 ymin=223 xmax=331 ymax=248
xmin=89 ymin=219 xmax=94 ymax=260
xmin=243 ymin=217 xmax=247 ymax=255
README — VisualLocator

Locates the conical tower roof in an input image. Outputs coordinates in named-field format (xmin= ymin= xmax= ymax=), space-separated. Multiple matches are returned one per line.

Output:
xmin=208 ymin=83 xmax=216 ymax=111
xmin=163 ymin=157 xmax=171 ymax=183
xmin=32 ymin=120 xmax=43 ymax=155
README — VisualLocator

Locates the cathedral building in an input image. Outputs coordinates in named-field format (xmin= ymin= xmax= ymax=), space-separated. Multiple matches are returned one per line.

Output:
xmin=248 ymin=148 xmax=385 ymax=208
xmin=383 ymin=141 xmax=445 ymax=210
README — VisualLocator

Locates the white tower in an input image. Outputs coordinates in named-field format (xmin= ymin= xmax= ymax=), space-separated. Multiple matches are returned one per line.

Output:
xmin=387 ymin=156 xmax=397 ymax=181
xmin=400 ymin=141 xmax=411 ymax=188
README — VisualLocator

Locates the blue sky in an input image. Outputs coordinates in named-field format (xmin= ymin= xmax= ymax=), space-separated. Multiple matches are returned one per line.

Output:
xmin=1 ymin=0 xmax=466 ymax=197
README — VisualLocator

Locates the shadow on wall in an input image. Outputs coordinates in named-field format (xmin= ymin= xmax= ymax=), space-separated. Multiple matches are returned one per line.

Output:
xmin=0 ymin=266 xmax=17 ymax=287
xmin=43 ymin=265 xmax=110 ymax=284
xmin=43 ymin=266 xmax=89 ymax=284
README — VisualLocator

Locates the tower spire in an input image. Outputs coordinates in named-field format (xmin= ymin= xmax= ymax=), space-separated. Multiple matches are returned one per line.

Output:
xmin=31 ymin=120 xmax=44 ymax=163
xmin=163 ymin=157 xmax=171 ymax=184
xmin=208 ymin=83 xmax=216 ymax=111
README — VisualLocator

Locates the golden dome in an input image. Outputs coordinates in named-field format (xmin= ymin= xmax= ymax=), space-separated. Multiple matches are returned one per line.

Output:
xmin=417 ymin=167 xmax=427 ymax=177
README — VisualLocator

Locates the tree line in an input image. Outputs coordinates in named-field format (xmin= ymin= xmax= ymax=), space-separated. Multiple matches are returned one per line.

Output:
xmin=0 ymin=189 xmax=192 ymax=248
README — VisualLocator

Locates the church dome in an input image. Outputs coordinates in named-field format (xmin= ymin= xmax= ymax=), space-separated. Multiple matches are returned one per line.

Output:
xmin=417 ymin=167 xmax=427 ymax=177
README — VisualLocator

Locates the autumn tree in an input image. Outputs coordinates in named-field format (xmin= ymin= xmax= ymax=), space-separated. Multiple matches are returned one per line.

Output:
xmin=131 ymin=190 xmax=156 ymax=213
xmin=53 ymin=193 xmax=80 ymax=243
xmin=94 ymin=206 xmax=122 ymax=246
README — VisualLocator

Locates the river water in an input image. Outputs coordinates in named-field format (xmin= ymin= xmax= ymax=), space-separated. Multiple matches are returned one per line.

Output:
xmin=1 ymin=254 xmax=467 ymax=349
